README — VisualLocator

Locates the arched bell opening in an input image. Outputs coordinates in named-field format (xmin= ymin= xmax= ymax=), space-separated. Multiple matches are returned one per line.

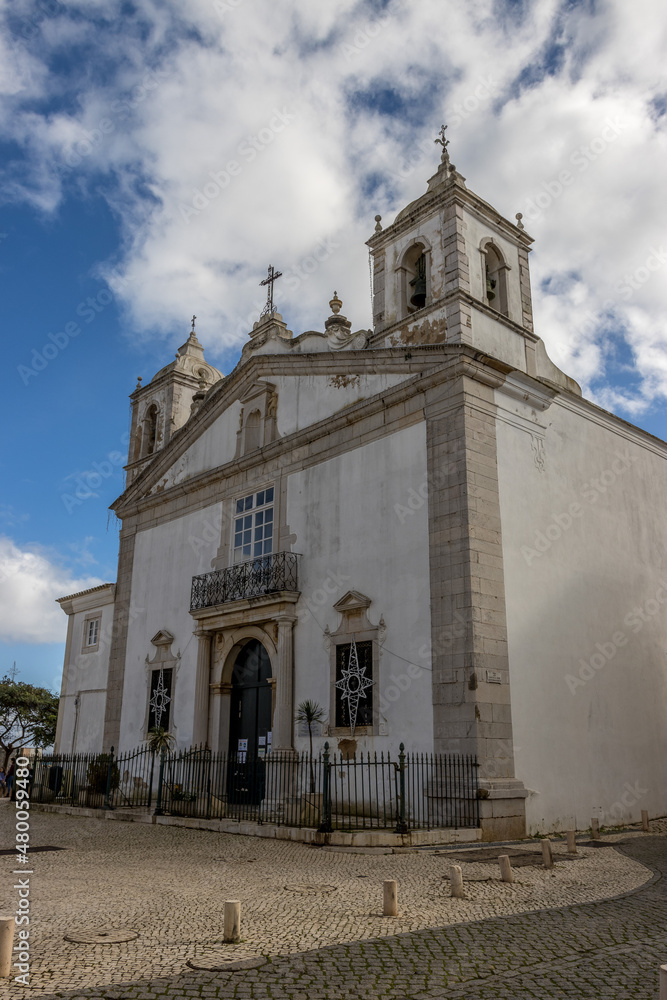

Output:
xmin=481 ymin=241 xmax=509 ymax=316
xmin=142 ymin=403 xmax=159 ymax=457
xmin=397 ymin=240 xmax=431 ymax=319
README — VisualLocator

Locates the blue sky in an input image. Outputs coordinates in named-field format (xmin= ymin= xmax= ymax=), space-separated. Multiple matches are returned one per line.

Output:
xmin=1 ymin=0 xmax=666 ymax=691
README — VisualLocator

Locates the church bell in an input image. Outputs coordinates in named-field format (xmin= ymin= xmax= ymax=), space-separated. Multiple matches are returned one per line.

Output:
xmin=409 ymin=255 xmax=427 ymax=309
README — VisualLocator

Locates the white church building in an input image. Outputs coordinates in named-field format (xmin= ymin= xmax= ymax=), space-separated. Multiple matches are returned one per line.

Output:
xmin=54 ymin=135 xmax=667 ymax=839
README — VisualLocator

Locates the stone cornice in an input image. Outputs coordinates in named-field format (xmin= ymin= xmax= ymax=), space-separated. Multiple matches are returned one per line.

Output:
xmin=367 ymin=178 xmax=533 ymax=254
xmin=112 ymin=347 xmax=527 ymax=524
xmin=553 ymin=391 xmax=667 ymax=458
xmin=111 ymin=347 xmax=471 ymax=514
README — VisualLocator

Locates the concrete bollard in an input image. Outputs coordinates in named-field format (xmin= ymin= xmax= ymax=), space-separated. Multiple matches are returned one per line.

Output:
xmin=498 ymin=855 xmax=513 ymax=884
xmin=223 ymin=900 xmax=241 ymax=944
xmin=591 ymin=818 xmax=600 ymax=840
xmin=660 ymin=964 xmax=667 ymax=999
xmin=642 ymin=810 xmax=650 ymax=832
xmin=542 ymin=839 xmax=554 ymax=869
xmin=566 ymin=831 xmax=577 ymax=854
xmin=0 ymin=916 xmax=15 ymax=978
xmin=450 ymin=865 xmax=465 ymax=899
xmin=383 ymin=879 xmax=398 ymax=917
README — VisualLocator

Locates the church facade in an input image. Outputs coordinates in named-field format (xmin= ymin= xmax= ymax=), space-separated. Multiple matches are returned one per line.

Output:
xmin=54 ymin=139 xmax=667 ymax=839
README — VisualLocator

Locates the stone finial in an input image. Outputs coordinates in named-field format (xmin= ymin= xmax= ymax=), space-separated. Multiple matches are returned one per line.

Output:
xmin=135 ymin=376 xmax=142 ymax=390
xmin=191 ymin=314 xmax=196 ymax=332
xmin=374 ymin=214 xmax=382 ymax=233
xmin=516 ymin=213 xmax=525 ymax=230
xmin=329 ymin=291 xmax=342 ymax=315
xmin=435 ymin=124 xmax=450 ymax=165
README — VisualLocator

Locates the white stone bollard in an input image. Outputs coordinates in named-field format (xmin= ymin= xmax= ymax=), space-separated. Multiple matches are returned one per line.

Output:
xmin=0 ymin=916 xmax=15 ymax=978
xmin=660 ymin=964 xmax=667 ymax=1000
xmin=223 ymin=900 xmax=241 ymax=944
xmin=566 ymin=831 xmax=577 ymax=854
xmin=642 ymin=810 xmax=650 ymax=832
xmin=450 ymin=865 xmax=465 ymax=899
xmin=542 ymin=839 xmax=554 ymax=869
xmin=498 ymin=855 xmax=513 ymax=883
xmin=383 ymin=879 xmax=398 ymax=917
xmin=591 ymin=818 xmax=600 ymax=840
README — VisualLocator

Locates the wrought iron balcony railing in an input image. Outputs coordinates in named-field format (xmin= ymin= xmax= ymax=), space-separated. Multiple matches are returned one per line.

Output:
xmin=190 ymin=552 xmax=299 ymax=611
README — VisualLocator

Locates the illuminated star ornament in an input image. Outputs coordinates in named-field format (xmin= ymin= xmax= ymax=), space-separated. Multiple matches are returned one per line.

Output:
xmin=335 ymin=640 xmax=374 ymax=735
xmin=149 ymin=669 xmax=171 ymax=728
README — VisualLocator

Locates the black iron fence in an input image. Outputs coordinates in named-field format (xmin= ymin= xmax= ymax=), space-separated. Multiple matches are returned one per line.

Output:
xmin=32 ymin=745 xmax=157 ymax=810
xmin=32 ymin=742 xmax=479 ymax=831
xmin=190 ymin=552 xmax=299 ymax=610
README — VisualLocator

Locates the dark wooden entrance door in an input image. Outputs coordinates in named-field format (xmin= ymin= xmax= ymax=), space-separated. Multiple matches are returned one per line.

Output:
xmin=227 ymin=639 xmax=272 ymax=805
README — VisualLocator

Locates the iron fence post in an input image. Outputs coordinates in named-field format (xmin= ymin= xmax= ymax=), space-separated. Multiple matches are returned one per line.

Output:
xmin=154 ymin=749 xmax=166 ymax=815
xmin=317 ymin=742 xmax=332 ymax=833
xmin=104 ymin=746 xmax=115 ymax=811
xmin=394 ymin=743 xmax=408 ymax=833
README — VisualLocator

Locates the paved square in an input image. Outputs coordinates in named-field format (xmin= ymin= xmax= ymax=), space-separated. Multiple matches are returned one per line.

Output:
xmin=1 ymin=803 xmax=665 ymax=998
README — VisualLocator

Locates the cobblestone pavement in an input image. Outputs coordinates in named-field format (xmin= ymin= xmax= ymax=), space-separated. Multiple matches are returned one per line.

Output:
xmin=1 ymin=804 xmax=665 ymax=998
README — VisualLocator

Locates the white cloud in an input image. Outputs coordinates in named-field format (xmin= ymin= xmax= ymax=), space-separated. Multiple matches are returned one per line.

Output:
xmin=1 ymin=0 xmax=667 ymax=415
xmin=0 ymin=536 xmax=105 ymax=643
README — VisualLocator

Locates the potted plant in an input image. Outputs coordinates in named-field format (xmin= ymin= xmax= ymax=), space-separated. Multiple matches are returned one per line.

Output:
xmin=79 ymin=753 xmax=120 ymax=808
xmin=169 ymin=783 xmax=197 ymax=816
xmin=296 ymin=700 xmax=325 ymax=825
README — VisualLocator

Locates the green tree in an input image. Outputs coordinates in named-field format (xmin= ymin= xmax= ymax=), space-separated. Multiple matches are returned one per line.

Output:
xmin=295 ymin=699 xmax=325 ymax=793
xmin=0 ymin=675 xmax=59 ymax=767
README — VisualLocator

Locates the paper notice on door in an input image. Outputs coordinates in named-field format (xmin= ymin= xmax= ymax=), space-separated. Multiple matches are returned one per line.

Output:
xmin=237 ymin=738 xmax=248 ymax=762
xmin=258 ymin=736 xmax=266 ymax=758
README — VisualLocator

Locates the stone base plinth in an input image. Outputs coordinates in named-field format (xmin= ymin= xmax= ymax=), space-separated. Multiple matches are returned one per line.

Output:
xmin=478 ymin=778 xmax=528 ymax=841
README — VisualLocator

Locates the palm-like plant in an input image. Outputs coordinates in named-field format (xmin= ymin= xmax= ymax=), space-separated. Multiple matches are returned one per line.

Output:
xmin=296 ymin=700 xmax=325 ymax=793
xmin=145 ymin=726 xmax=176 ymax=755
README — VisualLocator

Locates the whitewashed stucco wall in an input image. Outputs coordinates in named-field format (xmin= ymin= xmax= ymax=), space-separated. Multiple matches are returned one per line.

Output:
xmin=287 ymin=420 xmax=433 ymax=756
xmin=57 ymin=601 xmax=115 ymax=754
xmin=120 ymin=502 xmax=224 ymax=751
xmin=496 ymin=390 xmax=667 ymax=833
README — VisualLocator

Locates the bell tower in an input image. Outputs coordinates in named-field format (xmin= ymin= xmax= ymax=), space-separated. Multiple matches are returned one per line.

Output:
xmin=367 ymin=126 xmax=547 ymax=378
xmin=125 ymin=318 xmax=223 ymax=485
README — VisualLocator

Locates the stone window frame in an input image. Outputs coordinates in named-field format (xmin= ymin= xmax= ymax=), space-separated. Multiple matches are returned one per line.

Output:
xmin=479 ymin=238 xmax=511 ymax=318
xmin=143 ymin=630 xmax=181 ymax=739
xmin=232 ymin=485 xmax=276 ymax=565
xmin=235 ymin=381 xmax=279 ymax=459
xmin=326 ymin=591 xmax=381 ymax=738
xmin=81 ymin=613 xmax=102 ymax=654
xmin=395 ymin=236 xmax=433 ymax=320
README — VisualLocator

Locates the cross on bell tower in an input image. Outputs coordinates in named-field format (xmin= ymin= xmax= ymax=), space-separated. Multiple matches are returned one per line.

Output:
xmin=260 ymin=265 xmax=282 ymax=317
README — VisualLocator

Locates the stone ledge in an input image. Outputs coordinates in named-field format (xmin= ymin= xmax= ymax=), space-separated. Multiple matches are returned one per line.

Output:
xmin=32 ymin=803 xmax=481 ymax=846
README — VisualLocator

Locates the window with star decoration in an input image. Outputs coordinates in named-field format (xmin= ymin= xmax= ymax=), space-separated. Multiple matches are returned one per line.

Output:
xmin=334 ymin=641 xmax=373 ymax=730
xmin=148 ymin=668 xmax=173 ymax=731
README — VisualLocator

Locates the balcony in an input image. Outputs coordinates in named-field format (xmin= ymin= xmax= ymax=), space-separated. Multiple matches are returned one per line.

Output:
xmin=190 ymin=552 xmax=299 ymax=611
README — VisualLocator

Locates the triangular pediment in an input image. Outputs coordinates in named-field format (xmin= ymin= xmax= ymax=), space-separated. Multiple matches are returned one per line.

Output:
xmin=151 ymin=629 xmax=174 ymax=647
xmin=333 ymin=590 xmax=372 ymax=613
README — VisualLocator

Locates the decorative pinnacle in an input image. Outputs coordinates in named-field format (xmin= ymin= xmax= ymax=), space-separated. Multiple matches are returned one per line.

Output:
xmin=329 ymin=291 xmax=342 ymax=315
xmin=374 ymin=214 xmax=382 ymax=233
xmin=515 ymin=213 xmax=525 ymax=230
xmin=136 ymin=375 xmax=142 ymax=390
xmin=435 ymin=124 xmax=451 ymax=165
xmin=191 ymin=314 xmax=196 ymax=333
